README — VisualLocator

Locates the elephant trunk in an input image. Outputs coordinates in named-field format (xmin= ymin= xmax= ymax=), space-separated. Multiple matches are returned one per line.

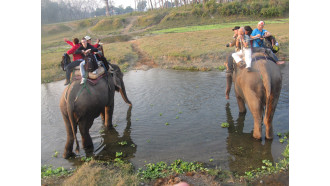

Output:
xmin=67 ymin=101 xmax=80 ymax=154
xmin=120 ymin=79 xmax=132 ymax=106
xmin=225 ymin=72 xmax=233 ymax=100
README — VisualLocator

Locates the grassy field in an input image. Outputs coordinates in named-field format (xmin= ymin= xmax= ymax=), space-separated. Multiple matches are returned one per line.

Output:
xmin=41 ymin=9 xmax=289 ymax=83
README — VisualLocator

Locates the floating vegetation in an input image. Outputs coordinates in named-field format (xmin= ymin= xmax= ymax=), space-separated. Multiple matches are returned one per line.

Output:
xmin=52 ymin=150 xmax=58 ymax=158
xmin=159 ymin=113 xmax=163 ymax=116
xmin=221 ymin=122 xmax=229 ymax=128
xmin=165 ymin=122 xmax=169 ymax=126
xmin=118 ymin=141 xmax=128 ymax=146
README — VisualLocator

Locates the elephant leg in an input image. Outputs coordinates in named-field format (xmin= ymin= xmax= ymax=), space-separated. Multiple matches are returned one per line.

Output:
xmin=246 ymin=96 xmax=264 ymax=140
xmin=104 ymin=101 xmax=114 ymax=129
xmin=62 ymin=113 xmax=75 ymax=159
xmin=78 ymin=119 xmax=94 ymax=150
xmin=100 ymin=109 xmax=105 ymax=123
xmin=264 ymin=93 xmax=280 ymax=140
xmin=235 ymin=93 xmax=246 ymax=114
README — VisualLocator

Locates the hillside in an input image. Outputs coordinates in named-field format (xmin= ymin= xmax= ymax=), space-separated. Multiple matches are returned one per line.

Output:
xmin=41 ymin=2 xmax=289 ymax=83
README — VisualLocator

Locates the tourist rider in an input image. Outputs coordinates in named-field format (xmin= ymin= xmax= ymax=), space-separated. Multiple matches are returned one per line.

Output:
xmin=75 ymin=38 xmax=99 ymax=84
xmin=250 ymin=21 xmax=284 ymax=65
xmin=63 ymin=38 xmax=83 ymax=85
xmin=232 ymin=27 xmax=253 ymax=71
xmin=224 ymin=26 xmax=240 ymax=99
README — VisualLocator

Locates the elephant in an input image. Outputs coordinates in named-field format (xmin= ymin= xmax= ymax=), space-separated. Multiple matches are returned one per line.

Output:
xmin=225 ymin=52 xmax=282 ymax=140
xmin=59 ymin=64 xmax=132 ymax=159
xmin=224 ymin=103 xmax=273 ymax=174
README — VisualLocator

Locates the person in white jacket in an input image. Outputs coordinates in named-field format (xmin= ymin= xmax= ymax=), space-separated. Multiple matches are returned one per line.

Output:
xmin=232 ymin=27 xmax=253 ymax=71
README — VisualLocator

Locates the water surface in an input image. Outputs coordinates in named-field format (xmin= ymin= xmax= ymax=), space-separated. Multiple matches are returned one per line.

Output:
xmin=41 ymin=63 xmax=289 ymax=174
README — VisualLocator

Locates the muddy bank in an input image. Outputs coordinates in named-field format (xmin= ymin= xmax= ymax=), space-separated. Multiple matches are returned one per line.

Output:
xmin=41 ymin=160 xmax=288 ymax=186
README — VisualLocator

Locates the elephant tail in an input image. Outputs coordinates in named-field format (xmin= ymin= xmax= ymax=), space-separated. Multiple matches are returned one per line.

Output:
xmin=67 ymin=101 xmax=80 ymax=154
xmin=261 ymin=61 xmax=281 ymax=125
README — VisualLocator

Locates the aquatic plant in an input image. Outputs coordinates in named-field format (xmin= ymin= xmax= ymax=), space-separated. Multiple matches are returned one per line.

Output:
xmin=221 ymin=122 xmax=229 ymax=128
xmin=165 ymin=122 xmax=169 ymax=126
xmin=218 ymin=65 xmax=226 ymax=71
xmin=159 ymin=113 xmax=163 ymax=116
xmin=52 ymin=150 xmax=59 ymax=158
xmin=81 ymin=156 xmax=93 ymax=162
xmin=118 ymin=141 xmax=128 ymax=146
xmin=41 ymin=165 xmax=73 ymax=178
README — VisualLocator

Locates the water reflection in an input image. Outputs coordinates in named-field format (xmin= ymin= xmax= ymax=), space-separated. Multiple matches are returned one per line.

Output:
xmin=95 ymin=106 xmax=137 ymax=160
xmin=225 ymin=103 xmax=273 ymax=175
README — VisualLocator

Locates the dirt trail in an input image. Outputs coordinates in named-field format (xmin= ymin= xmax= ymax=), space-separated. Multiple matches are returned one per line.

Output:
xmin=122 ymin=16 xmax=138 ymax=35
xmin=130 ymin=40 xmax=157 ymax=70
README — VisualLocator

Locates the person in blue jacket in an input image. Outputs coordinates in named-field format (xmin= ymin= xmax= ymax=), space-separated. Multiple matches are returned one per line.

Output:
xmin=251 ymin=21 xmax=284 ymax=65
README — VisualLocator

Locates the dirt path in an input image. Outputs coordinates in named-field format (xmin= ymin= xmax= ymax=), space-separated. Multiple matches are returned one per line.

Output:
xmin=130 ymin=40 xmax=157 ymax=70
xmin=122 ymin=16 xmax=138 ymax=35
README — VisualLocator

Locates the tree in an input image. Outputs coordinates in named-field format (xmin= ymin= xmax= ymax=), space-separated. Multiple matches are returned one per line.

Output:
xmin=137 ymin=0 xmax=147 ymax=11
xmin=104 ymin=0 xmax=110 ymax=16
xmin=149 ymin=0 xmax=154 ymax=10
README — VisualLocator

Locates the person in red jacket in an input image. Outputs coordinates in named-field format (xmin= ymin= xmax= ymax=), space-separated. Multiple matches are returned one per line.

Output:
xmin=64 ymin=38 xmax=83 ymax=61
xmin=63 ymin=38 xmax=84 ymax=85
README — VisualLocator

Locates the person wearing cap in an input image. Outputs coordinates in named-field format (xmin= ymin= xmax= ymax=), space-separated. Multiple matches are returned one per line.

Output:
xmin=63 ymin=38 xmax=84 ymax=85
xmin=251 ymin=21 xmax=284 ymax=65
xmin=75 ymin=38 xmax=99 ymax=84
xmin=224 ymin=26 xmax=240 ymax=99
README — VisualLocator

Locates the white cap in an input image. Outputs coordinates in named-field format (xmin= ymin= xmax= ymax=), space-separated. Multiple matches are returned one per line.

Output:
xmin=84 ymin=35 xmax=91 ymax=40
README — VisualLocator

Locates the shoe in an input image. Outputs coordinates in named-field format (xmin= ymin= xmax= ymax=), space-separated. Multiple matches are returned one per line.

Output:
xmin=64 ymin=80 xmax=70 ymax=86
xmin=80 ymin=78 xmax=86 ymax=84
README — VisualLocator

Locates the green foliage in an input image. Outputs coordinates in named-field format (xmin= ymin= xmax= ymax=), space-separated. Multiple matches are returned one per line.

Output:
xmin=244 ymin=143 xmax=289 ymax=181
xmin=81 ymin=156 xmax=93 ymax=162
xmin=218 ymin=65 xmax=226 ymax=71
xmin=221 ymin=122 xmax=229 ymax=128
xmin=165 ymin=122 xmax=170 ymax=126
xmin=138 ymin=159 xmax=205 ymax=180
xmin=116 ymin=152 xmax=123 ymax=158
xmin=41 ymin=165 xmax=73 ymax=178
xmin=118 ymin=141 xmax=128 ymax=146
xmin=52 ymin=150 xmax=59 ymax=158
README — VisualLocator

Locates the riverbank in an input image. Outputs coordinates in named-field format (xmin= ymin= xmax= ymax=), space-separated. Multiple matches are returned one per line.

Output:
xmin=41 ymin=16 xmax=289 ymax=83
xmin=42 ymin=143 xmax=289 ymax=185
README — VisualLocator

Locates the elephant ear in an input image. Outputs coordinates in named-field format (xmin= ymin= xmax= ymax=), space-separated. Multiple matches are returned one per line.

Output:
xmin=110 ymin=64 xmax=124 ymax=90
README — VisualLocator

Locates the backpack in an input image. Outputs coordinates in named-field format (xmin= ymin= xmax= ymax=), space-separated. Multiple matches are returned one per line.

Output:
xmin=84 ymin=53 xmax=98 ymax=72
xmin=264 ymin=36 xmax=280 ymax=53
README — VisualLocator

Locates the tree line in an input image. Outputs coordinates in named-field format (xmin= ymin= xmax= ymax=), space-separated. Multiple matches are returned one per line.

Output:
xmin=42 ymin=0 xmax=288 ymax=25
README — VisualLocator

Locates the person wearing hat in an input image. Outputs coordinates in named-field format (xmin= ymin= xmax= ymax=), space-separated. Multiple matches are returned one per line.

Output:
xmin=224 ymin=26 xmax=240 ymax=99
xmin=251 ymin=21 xmax=284 ymax=65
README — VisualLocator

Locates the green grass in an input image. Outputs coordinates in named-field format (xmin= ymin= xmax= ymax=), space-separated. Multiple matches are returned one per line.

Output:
xmin=151 ymin=18 xmax=288 ymax=34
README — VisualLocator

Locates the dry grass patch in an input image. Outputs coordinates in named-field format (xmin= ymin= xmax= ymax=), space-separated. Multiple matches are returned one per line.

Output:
xmin=62 ymin=160 xmax=139 ymax=186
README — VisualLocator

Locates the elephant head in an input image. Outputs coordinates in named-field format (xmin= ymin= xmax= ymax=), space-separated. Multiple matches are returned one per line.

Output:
xmin=59 ymin=65 xmax=132 ymax=159
xmin=226 ymin=52 xmax=282 ymax=140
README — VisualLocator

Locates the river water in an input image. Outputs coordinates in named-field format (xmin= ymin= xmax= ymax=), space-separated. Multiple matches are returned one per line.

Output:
xmin=41 ymin=63 xmax=289 ymax=174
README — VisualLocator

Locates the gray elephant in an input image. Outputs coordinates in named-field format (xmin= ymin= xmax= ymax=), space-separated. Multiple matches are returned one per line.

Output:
xmin=226 ymin=52 xmax=282 ymax=139
xmin=59 ymin=64 xmax=132 ymax=159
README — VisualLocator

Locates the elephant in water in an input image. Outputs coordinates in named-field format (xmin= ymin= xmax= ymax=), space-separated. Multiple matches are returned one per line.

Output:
xmin=224 ymin=103 xmax=273 ymax=174
xmin=59 ymin=64 xmax=132 ymax=159
xmin=226 ymin=52 xmax=282 ymax=140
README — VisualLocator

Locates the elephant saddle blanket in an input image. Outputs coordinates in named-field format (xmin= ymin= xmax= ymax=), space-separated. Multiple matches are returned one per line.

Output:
xmin=73 ymin=65 xmax=105 ymax=80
